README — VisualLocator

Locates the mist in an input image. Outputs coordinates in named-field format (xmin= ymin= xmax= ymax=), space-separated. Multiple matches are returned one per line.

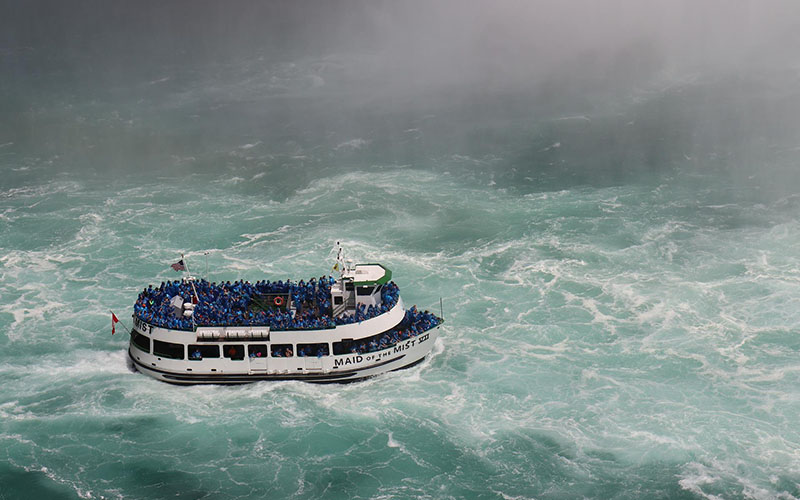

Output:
xmin=3 ymin=0 xmax=800 ymax=196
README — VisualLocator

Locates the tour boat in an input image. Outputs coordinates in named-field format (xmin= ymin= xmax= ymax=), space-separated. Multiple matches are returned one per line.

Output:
xmin=127 ymin=252 xmax=443 ymax=384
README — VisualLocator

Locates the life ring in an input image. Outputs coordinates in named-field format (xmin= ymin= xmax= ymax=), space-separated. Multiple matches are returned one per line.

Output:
xmin=273 ymin=296 xmax=284 ymax=307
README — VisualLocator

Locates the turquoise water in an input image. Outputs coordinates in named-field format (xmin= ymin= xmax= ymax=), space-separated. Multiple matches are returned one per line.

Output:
xmin=3 ymin=2 xmax=800 ymax=498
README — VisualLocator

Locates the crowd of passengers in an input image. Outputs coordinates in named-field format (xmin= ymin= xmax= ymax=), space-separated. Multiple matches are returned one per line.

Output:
xmin=346 ymin=306 xmax=440 ymax=355
xmin=133 ymin=276 xmax=400 ymax=331
xmin=257 ymin=306 xmax=440 ymax=358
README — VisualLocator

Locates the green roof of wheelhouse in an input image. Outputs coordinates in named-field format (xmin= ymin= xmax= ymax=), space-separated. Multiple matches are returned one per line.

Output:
xmin=353 ymin=263 xmax=392 ymax=286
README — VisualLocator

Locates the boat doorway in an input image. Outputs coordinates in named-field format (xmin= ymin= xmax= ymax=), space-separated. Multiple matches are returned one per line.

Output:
xmin=247 ymin=344 xmax=269 ymax=372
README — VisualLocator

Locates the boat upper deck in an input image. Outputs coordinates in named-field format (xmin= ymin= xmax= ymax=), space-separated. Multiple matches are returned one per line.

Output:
xmin=133 ymin=276 xmax=400 ymax=332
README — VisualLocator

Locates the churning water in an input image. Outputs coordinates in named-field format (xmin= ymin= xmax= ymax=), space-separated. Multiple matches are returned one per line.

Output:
xmin=3 ymin=2 xmax=800 ymax=498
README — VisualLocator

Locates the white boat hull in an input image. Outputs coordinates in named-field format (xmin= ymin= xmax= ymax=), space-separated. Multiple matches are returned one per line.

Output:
xmin=128 ymin=325 xmax=440 ymax=384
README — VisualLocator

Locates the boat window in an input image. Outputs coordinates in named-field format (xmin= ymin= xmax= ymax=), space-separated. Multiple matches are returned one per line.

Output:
xmin=333 ymin=296 xmax=343 ymax=305
xmin=131 ymin=331 xmax=150 ymax=353
xmin=297 ymin=343 xmax=330 ymax=357
xmin=153 ymin=339 xmax=184 ymax=360
xmin=345 ymin=281 xmax=354 ymax=291
xmin=223 ymin=344 xmax=244 ymax=360
xmin=356 ymin=286 xmax=374 ymax=296
xmin=271 ymin=344 xmax=293 ymax=357
xmin=332 ymin=339 xmax=353 ymax=355
xmin=188 ymin=344 xmax=219 ymax=360
xmin=248 ymin=344 xmax=268 ymax=358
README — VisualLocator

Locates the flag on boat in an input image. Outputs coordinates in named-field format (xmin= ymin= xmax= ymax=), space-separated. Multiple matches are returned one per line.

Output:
xmin=111 ymin=312 xmax=119 ymax=335
xmin=171 ymin=259 xmax=186 ymax=272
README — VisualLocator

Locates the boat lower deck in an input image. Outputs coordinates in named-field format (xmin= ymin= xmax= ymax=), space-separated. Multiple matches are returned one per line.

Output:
xmin=128 ymin=325 xmax=440 ymax=384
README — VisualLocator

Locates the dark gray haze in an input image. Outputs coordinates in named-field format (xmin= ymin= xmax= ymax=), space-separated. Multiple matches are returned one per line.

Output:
xmin=2 ymin=0 xmax=800 ymax=196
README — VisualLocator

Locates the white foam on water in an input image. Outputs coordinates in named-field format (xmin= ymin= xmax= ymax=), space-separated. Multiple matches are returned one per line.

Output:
xmin=386 ymin=431 xmax=400 ymax=448
xmin=0 ymin=351 xmax=133 ymax=402
xmin=334 ymin=138 xmax=369 ymax=150
xmin=1 ymin=180 xmax=80 ymax=201
xmin=677 ymin=457 xmax=800 ymax=500
xmin=0 ymin=292 xmax=67 ymax=340
xmin=8 ymin=457 xmax=98 ymax=500
xmin=216 ymin=176 xmax=246 ymax=185
xmin=678 ymin=462 xmax=727 ymax=500
xmin=0 ymin=401 xmax=37 ymax=421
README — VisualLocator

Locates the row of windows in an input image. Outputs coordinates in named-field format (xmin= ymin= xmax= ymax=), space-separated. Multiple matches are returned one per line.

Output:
xmin=131 ymin=316 xmax=401 ymax=360
xmin=131 ymin=333 xmax=332 ymax=361
xmin=335 ymin=284 xmax=380 ymax=303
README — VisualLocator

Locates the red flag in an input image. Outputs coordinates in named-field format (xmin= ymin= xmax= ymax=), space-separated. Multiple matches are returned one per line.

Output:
xmin=111 ymin=312 xmax=119 ymax=335
xmin=171 ymin=259 xmax=186 ymax=272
